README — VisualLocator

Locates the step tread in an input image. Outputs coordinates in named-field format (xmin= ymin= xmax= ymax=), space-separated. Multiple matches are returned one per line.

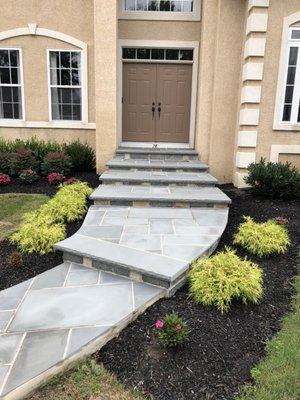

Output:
xmin=116 ymin=147 xmax=198 ymax=155
xmin=100 ymin=170 xmax=217 ymax=184
xmin=91 ymin=185 xmax=231 ymax=204
xmin=107 ymin=158 xmax=208 ymax=170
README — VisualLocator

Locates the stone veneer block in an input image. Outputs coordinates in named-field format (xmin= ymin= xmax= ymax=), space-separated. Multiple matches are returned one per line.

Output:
xmin=239 ymin=108 xmax=260 ymax=125
xmin=248 ymin=0 xmax=269 ymax=10
xmin=241 ymin=86 xmax=261 ymax=103
xmin=237 ymin=131 xmax=258 ymax=147
xmin=244 ymin=38 xmax=266 ymax=58
xmin=242 ymin=62 xmax=264 ymax=81
xmin=246 ymin=13 xmax=268 ymax=35
xmin=234 ymin=172 xmax=250 ymax=188
xmin=236 ymin=152 xmax=256 ymax=168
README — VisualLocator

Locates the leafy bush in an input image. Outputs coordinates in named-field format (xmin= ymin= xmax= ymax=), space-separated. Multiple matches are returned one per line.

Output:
xmin=19 ymin=168 xmax=39 ymax=184
xmin=47 ymin=172 xmax=65 ymax=185
xmin=0 ymin=152 xmax=12 ymax=174
xmin=189 ymin=248 xmax=263 ymax=314
xmin=245 ymin=158 xmax=300 ymax=199
xmin=64 ymin=177 xmax=78 ymax=185
xmin=0 ymin=173 xmax=11 ymax=185
xmin=233 ymin=216 xmax=290 ymax=257
xmin=7 ymin=252 xmax=23 ymax=268
xmin=10 ymin=148 xmax=38 ymax=175
xmin=155 ymin=313 xmax=189 ymax=348
xmin=64 ymin=141 xmax=96 ymax=171
xmin=42 ymin=151 xmax=72 ymax=176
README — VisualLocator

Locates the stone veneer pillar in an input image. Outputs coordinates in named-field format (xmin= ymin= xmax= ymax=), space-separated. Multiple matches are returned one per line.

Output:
xmin=94 ymin=0 xmax=118 ymax=173
xmin=233 ymin=0 xmax=270 ymax=187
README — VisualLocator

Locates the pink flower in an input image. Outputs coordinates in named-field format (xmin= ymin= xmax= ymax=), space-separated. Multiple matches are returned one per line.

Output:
xmin=175 ymin=324 xmax=182 ymax=332
xmin=155 ymin=320 xmax=164 ymax=329
xmin=0 ymin=173 xmax=11 ymax=186
xmin=47 ymin=172 xmax=65 ymax=185
xmin=274 ymin=216 xmax=289 ymax=225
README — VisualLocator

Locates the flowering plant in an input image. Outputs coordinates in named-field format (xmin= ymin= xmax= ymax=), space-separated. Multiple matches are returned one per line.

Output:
xmin=19 ymin=168 xmax=39 ymax=184
xmin=274 ymin=216 xmax=289 ymax=225
xmin=63 ymin=177 xmax=78 ymax=185
xmin=154 ymin=313 xmax=189 ymax=348
xmin=0 ymin=173 xmax=11 ymax=186
xmin=47 ymin=172 xmax=65 ymax=185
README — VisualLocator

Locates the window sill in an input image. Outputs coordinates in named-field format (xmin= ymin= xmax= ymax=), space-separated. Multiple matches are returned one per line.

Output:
xmin=273 ymin=122 xmax=300 ymax=131
xmin=0 ymin=120 xmax=96 ymax=130
xmin=118 ymin=11 xmax=200 ymax=21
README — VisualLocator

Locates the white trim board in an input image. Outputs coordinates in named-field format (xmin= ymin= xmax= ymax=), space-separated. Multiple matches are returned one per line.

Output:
xmin=0 ymin=120 xmax=96 ymax=130
xmin=270 ymin=144 xmax=300 ymax=162
xmin=117 ymin=39 xmax=199 ymax=149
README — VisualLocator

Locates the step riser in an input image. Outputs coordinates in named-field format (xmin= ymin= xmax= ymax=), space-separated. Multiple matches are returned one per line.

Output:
xmin=117 ymin=153 xmax=199 ymax=161
xmin=108 ymin=166 xmax=208 ymax=173
xmin=101 ymin=180 xmax=216 ymax=187
xmin=94 ymin=199 xmax=229 ymax=208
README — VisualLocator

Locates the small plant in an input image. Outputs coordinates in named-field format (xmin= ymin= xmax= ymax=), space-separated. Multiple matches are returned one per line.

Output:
xmin=0 ymin=152 xmax=12 ymax=174
xmin=64 ymin=177 xmax=78 ymax=185
xmin=0 ymin=173 xmax=11 ymax=185
xmin=42 ymin=151 xmax=72 ymax=176
xmin=47 ymin=172 xmax=65 ymax=185
xmin=154 ymin=313 xmax=189 ymax=348
xmin=245 ymin=158 xmax=300 ymax=199
xmin=7 ymin=252 xmax=23 ymax=268
xmin=64 ymin=141 xmax=96 ymax=171
xmin=189 ymin=247 xmax=263 ymax=314
xmin=10 ymin=148 xmax=38 ymax=175
xmin=274 ymin=216 xmax=289 ymax=225
xmin=233 ymin=216 xmax=290 ymax=257
xmin=19 ymin=168 xmax=39 ymax=184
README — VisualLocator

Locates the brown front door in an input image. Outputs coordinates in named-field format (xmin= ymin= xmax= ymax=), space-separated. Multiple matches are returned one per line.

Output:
xmin=122 ymin=63 xmax=192 ymax=143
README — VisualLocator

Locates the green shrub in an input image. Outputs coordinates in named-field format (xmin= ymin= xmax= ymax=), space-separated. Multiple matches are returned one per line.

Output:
xmin=64 ymin=141 xmax=96 ymax=171
xmin=245 ymin=158 xmax=300 ymax=199
xmin=155 ymin=313 xmax=189 ymax=348
xmin=233 ymin=216 xmax=290 ymax=257
xmin=41 ymin=151 xmax=72 ymax=176
xmin=10 ymin=148 xmax=38 ymax=175
xmin=189 ymin=248 xmax=263 ymax=314
xmin=0 ymin=152 xmax=12 ymax=174
xmin=19 ymin=168 xmax=39 ymax=184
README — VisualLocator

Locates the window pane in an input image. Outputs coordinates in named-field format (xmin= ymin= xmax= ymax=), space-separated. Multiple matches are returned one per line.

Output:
xmin=137 ymin=48 xmax=150 ymax=59
xmin=61 ymin=69 xmax=71 ymax=85
xmin=125 ymin=0 xmax=135 ymax=10
xmin=289 ymin=47 xmax=298 ymax=65
xmin=60 ymin=52 xmax=71 ymax=69
xmin=71 ymin=69 xmax=81 ymax=85
xmin=10 ymin=67 xmax=20 ymax=84
xmin=1 ymin=87 xmax=12 ymax=103
xmin=72 ymin=88 xmax=81 ymax=104
xmin=179 ymin=49 xmax=193 ymax=60
xmin=182 ymin=1 xmax=193 ymax=12
xmin=50 ymin=68 xmax=61 ymax=85
xmin=0 ymin=68 xmax=10 ymax=84
xmin=9 ymin=50 xmax=19 ymax=67
xmin=72 ymin=105 xmax=81 ymax=120
xmin=171 ymin=1 xmax=182 ymax=11
xmin=291 ymin=30 xmax=300 ymax=40
xmin=123 ymin=48 xmax=136 ymax=59
xmin=166 ymin=49 xmax=179 ymax=60
xmin=52 ymin=102 xmax=61 ymax=120
xmin=284 ymin=85 xmax=294 ymax=103
xmin=12 ymin=87 xmax=21 ymax=102
xmin=62 ymin=104 xmax=72 ymax=120
xmin=136 ymin=0 xmax=147 ymax=10
xmin=2 ymin=103 xmax=13 ymax=119
xmin=51 ymin=88 xmax=61 ymax=104
xmin=151 ymin=49 xmax=165 ymax=59
xmin=61 ymin=88 xmax=72 ymax=103
xmin=160 ymin=1 xmax=171 ymax=11
xmin=149 ymin=0 xmax=158 ymax=10
xmin=13 ymin=103 xmax=21 ymax=119
xmin=50 ymin=52 xmax=60 ymax=68
xmin=287 ymin=66 xmax=296 ymax=84
xmin=71 ymin=52 xmax=81 ymax=69
xmin=0 ymin=50 xmax=9 ymax=67
xmin=282 ymin=104 xmax=292 ymax=121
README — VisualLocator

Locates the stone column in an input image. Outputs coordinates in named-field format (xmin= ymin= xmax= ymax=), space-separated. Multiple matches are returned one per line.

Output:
xmin=94 ymin=0 xmax=118 ymax=172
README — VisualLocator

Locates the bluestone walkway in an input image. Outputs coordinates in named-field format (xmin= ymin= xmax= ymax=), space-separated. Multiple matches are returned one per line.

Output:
xmin=0 ymin=147 xmax=230 ymax=399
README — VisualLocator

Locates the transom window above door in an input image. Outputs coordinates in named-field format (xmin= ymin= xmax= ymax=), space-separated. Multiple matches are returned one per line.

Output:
xmin=48 ymin=50 xmax=82 ymax=121
xmin=122 ymin=47 xmax=193 ymax=61
xmin=119 ymin=0 xmax=201 ymax=21
xmin=0 ymin=49 xmax=24 ymax=120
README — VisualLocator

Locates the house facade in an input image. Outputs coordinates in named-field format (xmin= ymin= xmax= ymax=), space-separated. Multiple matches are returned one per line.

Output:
xmin=0 ymin=0 xmax=299 ymax=186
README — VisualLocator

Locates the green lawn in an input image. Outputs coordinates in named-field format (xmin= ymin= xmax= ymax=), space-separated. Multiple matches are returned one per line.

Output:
xmin=237 ymin=273 xmax=300 ymax=400
xmin=0 ymin=193 xmax=49 ymax=240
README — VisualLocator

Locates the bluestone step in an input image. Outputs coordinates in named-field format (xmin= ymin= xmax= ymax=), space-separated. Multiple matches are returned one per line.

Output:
xmin=107 ymin=158 xmax=209 ymax=172
xmin=116 ymin=147 xmax=198 ymax=160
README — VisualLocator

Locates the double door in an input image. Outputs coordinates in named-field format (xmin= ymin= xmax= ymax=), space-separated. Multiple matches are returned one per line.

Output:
xmin=122 ymin=63 xmax=192 ymax=143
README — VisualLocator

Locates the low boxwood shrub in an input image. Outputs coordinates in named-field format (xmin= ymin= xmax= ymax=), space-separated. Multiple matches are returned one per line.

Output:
xmin=0 ymin=173 xmax=11 ymax=186
xmin=189 ymin=248 xmax=263 ymax=314
xmin=64 ymin=141 xmax=96 ymax=171
xmin=42 ymin=151 xmax=72 ymax=176
xmin=10 ymin=148 xmax=38 ymax=175
xmin=0 ymin=152 xmax=12 ymax=174
xmin=233 ymin=216 xmax=290 ymax=257
xmin=245 ymin=158 xmax=300 ymax=199
xmin=19 ymin=168 xmax=39 ymax=184
xmin=154 ymin=313 xmax=189 ymax=348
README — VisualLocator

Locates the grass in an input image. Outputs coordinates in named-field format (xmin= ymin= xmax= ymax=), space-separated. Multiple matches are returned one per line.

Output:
xmin=29 ymin=359 xmax=146 ymax=400
xmin=0 ymin=193 xmax=49 ymax=240
xmin=237 ymin=271 xmax=300 ymax=400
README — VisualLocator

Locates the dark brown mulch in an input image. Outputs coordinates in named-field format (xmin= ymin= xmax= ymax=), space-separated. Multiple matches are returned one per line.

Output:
xmin=96 ymin=186 xmax=300 ymax=400
xmin=0 ymin=171 xmax=99 ymax=291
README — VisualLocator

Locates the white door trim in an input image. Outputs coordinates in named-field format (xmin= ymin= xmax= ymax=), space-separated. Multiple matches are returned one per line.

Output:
xmin=117 ymin=39 xmax=199 ymax=148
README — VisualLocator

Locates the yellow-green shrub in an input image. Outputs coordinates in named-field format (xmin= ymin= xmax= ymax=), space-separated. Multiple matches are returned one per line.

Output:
xmin=10 ymin=212 xmax=65 ymax=254
xmin=233 ymin=216 xmax=290 ymax=257
xmin=189 ymin=248 xmax=263 ymax=314
xmin=10 ymin=181 xmax=92 ymax=254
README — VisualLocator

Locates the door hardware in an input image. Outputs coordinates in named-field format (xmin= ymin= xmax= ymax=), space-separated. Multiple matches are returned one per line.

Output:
xmin=152 ymin=102 xmax=155 ymax=119
xmin=158 ymin=102 xmax=161 ymax=119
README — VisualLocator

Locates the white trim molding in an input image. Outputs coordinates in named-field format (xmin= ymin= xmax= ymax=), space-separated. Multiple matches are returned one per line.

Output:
xmin=242 ymin=62 xmax=264 ymax=81
xmin=244 ymin=38 xmax=266 ymax=58
xmin=117 ymin=39 xmax=199 ymax=149
xmin=239 ymin=109 xmax=260 ymax=126
xmin=241 ymin=86 xmax=261 ymax=103
xmin=236 ymin=152 xmax=256 ymax=168
xmin=0 ymin=120 xmax=96 ymax=130
xmin=234 ymin=171 xmax=250 ymax=188
xmin=248 ymin=0 xmax=269 ymax=10
xmin=237 ymin=131 xmax=258 ymax=147
xmin=270 ymin=144 xmax=300 ymax=162
xmin=274 ymin=12 xmax=300 ymax=131
xmin=246 ymin=13 xmax=268 ymax=35
xmin=118 ymin=0 xmax=201 ymax=21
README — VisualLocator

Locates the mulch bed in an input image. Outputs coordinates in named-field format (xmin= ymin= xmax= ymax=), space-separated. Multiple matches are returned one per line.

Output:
xmin=96 ymin=186 xmax=300 ymax=400
xmin=0 ymin=171 xmax=99 ymax=291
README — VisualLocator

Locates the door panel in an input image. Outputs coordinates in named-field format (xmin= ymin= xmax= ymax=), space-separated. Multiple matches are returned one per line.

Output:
xmin=122 ymin=63 xmax=156 ymax=142
xmin=156 ymin=64 xmax=192 ymax=143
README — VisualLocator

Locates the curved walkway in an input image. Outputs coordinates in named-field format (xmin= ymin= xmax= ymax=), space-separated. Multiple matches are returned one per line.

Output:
xmin=0 ymin=148 xmax=230 ymax=399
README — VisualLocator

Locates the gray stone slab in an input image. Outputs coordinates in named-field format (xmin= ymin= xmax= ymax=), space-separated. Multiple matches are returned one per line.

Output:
xmin=150 ymin=219 xmax=174 ymax=234
xmin=8 ymin=284 xmax=133 ymax=332
xmin=133 ymin=282 xmax=163 ymax=309
xmin=100 ymin=271 xmax=131 ymax=284
xmin=83 ymin=210 xmax=105 ymax=226
xmin=120 ymin=234 xmax=161 ymax=253
xmin=78 ymin=225 xmax=123 ymax=239
xmin=0 ymin=280 xmax=32 ymax=311
xmin=0 ymin=365 xmax=9 ymax=390
xmin=104 ymin=209 xmax=129 ymax=218
xmin=101 ymin=217 xmax=149 ymax=226
xmin=194 ymin=214 xmax=229 ymax=226
xmin=123 ymin=226 xmax=149 ymax=234
xmin=0 ymin=311 xmax=14 ymax=332
xmin=163 ymin=245 xmax=208 ymax=261
xmin=128 ymin=208 xmax=193 ymax=219
xmin=2 ymin=330 xmax=69 ymax=396
xmin=70 ymin=262 xmax=96 ymax=272
xmin=175 ymin=225 xmax=224 ymax=236
xmin=163 ymin=234 xmax=217 ymax=246
xmin=0 ymin=333 xmax=23 ymax=364
xmin=66 ymin=326 xmax=110 ymax=357
xmin=66 ymin=270 xmax=99 ymax=286
xmin=31 ymin=264 xmax=70 ymax=290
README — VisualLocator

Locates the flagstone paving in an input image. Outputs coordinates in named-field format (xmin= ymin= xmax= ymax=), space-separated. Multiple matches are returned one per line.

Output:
xmin=0 ymin=147 xmax=230 ymax=399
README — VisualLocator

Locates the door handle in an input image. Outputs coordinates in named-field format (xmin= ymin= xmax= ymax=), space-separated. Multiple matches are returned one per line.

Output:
xmin=158 ymin=102 xmax=161 ymax=119
xmin=152 ymin=102 xmax=155 ymax=119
